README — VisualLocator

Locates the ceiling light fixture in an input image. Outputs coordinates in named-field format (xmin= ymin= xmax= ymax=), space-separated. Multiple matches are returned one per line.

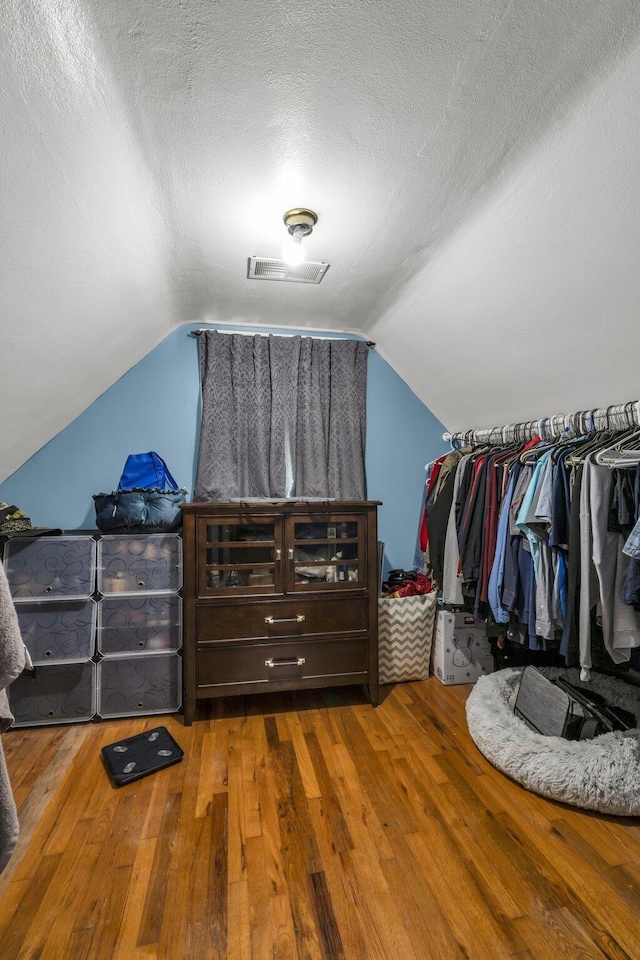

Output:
xmin=282 ymin=208 xmax=317 ymax=265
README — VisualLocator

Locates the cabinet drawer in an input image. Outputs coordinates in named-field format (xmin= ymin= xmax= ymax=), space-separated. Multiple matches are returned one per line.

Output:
xmin=197 ymin=637 xmax=367 ymax=687
xmin=196 ymin=596 xmax=368 ymax=642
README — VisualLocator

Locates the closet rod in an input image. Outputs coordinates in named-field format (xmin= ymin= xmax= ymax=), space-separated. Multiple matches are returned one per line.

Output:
xmin=443 ymin=400 xmax=640 ymax=446
xmin=192 ymin=328 xmax=375 ymax=348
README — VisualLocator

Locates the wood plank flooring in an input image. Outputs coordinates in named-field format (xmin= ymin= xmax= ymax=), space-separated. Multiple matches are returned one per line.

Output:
xmin=1 ymin=678 xmax=640 ymax=959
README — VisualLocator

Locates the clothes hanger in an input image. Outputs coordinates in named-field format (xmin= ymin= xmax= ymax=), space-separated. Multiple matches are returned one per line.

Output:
xmin=493 ymin=422 xmax=539 ymax=469
xmin=592 ymin=402 xmax=640 ymax=466
xmin=519 ymin=418 xmax=553 ymax=463
xmin=567 ymin=424 xmax=640 ymax=466
xmin=594 ymin=428 xmax=640 ymax=467
xmin=548 ymin=414 xmax=594 ymax=461
xmin=488 ymin=429 xmax=525 ymax=468
xmin=563 ymin=408 xmax=618 ymax=465
xmin=541 ymin=413 xmax=584 ymax=461
xmin=565 ymin=431 xmax=618 ymax=466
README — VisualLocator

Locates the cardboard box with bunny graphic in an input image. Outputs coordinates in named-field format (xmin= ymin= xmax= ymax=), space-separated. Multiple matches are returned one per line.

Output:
xmin=431 ymin=610 xmax=494 ymax=685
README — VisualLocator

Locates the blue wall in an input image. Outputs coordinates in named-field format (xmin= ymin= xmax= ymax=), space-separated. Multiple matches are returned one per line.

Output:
xmin=0 ymin=324 xmax=448 ymax=571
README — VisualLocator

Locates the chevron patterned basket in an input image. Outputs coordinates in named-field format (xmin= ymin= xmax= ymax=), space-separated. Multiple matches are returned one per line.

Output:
xmin=378 ymin=591 xmax=438 ymax=684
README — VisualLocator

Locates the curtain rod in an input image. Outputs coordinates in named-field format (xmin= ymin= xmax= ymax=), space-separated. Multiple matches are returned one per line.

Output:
xmin=443 ymin=400 xmax=640 ymax=446
xmin=192 ymin=328 xmax=375 ymax=348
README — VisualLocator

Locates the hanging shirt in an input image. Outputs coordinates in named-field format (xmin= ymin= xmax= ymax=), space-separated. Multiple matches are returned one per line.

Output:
xmin=549 ymin=448 xmax=572 ymax=550
xmin=556 ymin=552 xmax=568 ymax=656
xmin=441 ymin=454 xmax=473 ymax=605
xmin=622 ymin=464 xmax=640 ymax=603
xmin=531 ymin=455 xmax=559 ymax=640
xmin=459 ymin=456 xmax=489 ymax=588
xmin=516 ymin=453 xmax=550 ymax=577
xmin=623 ymin=523 xmax=640 ymax=560
xmin=514 ymin=455 xmax=553 ymax=647
xmin=419 ymin=456 xmax=446 ymax=553
xmin=425 ymin=451 xmax=463 ymax=585
xmin=413 ymin=465 xmax=432 ymax=570
xmin=501 ymin=464 xmax=534 ymax=615
xmin=564 ymin=463 xmax=583 ymax=666
xmin=518 ymin=534 xmax=541 ymax=648
xmin=455 ymin=456 xmax=476 ymax=533
xmin=579 ymin=454 xmax=640 ymax=670
xmin=487 ymin=465 xmax=520 ymax=623
xmin=478 ymin=450 xmax=515 ymax=606
xmin=609 ymin=470 xmax=635 ymax=537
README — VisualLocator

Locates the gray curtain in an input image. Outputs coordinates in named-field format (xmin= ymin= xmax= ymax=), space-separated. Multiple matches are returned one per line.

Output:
xmin=194 ymin=331 xmax=368 ymax=500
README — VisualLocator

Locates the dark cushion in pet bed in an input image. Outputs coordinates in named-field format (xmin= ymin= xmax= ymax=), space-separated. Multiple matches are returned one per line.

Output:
xmin=466 ymin=667 xmax=640 ymax=815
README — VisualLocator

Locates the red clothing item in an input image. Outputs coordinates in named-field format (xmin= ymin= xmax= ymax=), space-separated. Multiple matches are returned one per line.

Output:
xmin=479 ymin=454 xmax=503 ymax=603
xmin=387 ymin=574 xmax=433 ymax=598
xmin=419 ymin=456 xmax=446 ymax=553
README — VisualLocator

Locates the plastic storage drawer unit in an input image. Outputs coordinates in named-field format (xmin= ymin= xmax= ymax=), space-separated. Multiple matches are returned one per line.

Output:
xmin=97 ymin=653 xmax=182 ymax=718
xmin=97 ymin=595 xmax=182 ymax=656
xmin=97 ymin=534 xmax=182 ymax=596
xmin=9 ymin=661 xmax=96 ymax=726
xmin=4 ymin=536 xmax=96 ymax=600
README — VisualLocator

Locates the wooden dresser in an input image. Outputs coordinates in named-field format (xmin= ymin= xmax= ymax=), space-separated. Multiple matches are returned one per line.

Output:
xmin=181 ymin=501 xmax=380 ymax=724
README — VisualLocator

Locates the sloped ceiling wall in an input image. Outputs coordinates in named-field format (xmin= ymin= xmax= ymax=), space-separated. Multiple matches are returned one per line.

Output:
xmin=3 ymin=0 xmax=640 ymax=483
xmin=371 ymin=35 xmax=640 ymax=431
xmin=1 ymin=0 xmax=175 ymax=482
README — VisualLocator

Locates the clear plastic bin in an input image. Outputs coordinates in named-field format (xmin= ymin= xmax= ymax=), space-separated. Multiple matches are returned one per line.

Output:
xmin=97 ymin=595 xmax=181 ymax=656
xmin=9 ymin=661 xmax=96 ymax=726
xmin=97 ymin=653 xmax=182 ymax=717
xmin=97 ymin=534 xmax=182 ymax=595
xmin=15 ymin=599 xmax=96 ymax=664
xmin=4 ymin=536 xmax=96 ymax=601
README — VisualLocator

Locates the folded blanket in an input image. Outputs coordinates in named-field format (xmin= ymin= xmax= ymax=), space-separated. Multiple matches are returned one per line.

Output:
xmin=0 ymin=562 xmax=26 ymax=873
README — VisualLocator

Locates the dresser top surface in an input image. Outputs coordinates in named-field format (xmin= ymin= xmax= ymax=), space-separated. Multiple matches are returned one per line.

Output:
xmin=181 ymin=500 xmax=381 ymax=514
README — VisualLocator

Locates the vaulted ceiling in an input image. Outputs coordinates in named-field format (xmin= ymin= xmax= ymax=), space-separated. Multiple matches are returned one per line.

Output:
xmin=3 ymin=0 xmax=640 ymax=482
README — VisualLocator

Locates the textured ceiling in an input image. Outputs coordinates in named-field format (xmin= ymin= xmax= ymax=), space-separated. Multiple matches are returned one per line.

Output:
xmin=3 ymin=0 xmax=640 ymax=480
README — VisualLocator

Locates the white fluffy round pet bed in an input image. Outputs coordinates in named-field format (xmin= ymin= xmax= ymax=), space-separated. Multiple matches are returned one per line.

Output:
xmin=466 ymin=667 xmax=640 ymax=815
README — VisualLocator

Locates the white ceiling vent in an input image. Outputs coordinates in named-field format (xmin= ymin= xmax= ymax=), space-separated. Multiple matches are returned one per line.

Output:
xmin=248 ymin=257 xmax=330 ymax=284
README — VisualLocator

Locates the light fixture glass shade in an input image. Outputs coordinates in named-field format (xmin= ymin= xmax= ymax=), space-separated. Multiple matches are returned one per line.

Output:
xmin=282 ymin=211 xmax=316 ymax=266
xmin=283 ymin=234 xmax=304 ymax=265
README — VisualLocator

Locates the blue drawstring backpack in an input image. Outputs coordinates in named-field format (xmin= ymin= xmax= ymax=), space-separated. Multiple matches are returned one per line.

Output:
xmin=118 ymin=452 xmax=178 ymax=492
xmin=93 ymin=452 xmax=187 ymax=534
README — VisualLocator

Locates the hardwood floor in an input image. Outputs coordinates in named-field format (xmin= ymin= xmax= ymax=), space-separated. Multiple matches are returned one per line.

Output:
xmin=1 ymin=678 xmax=640 ymax=959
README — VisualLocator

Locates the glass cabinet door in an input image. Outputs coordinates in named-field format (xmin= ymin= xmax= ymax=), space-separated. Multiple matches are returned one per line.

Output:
xmin=197 ymin=516 xmax=284 ymax=596
xmin=285 ymin=515 xmax=364 ymax=591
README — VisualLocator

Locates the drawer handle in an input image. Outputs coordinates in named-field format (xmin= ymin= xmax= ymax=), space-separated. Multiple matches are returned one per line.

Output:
xmin=264 ymin=614 xmax=305 ymax=625
xmin=265 ymin=657 xmax=306 ymax=668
